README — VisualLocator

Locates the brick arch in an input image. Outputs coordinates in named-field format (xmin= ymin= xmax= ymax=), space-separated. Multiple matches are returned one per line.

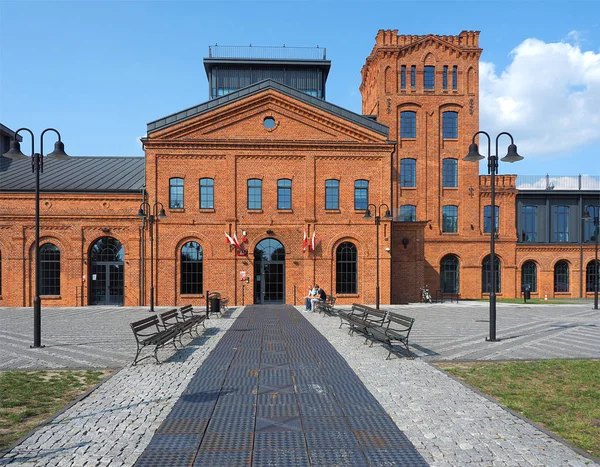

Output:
xmin=251 ymin=237 xmax=288 ymax=258
xmin=170 ymin=232 xmax=214 ymax=258
xmin=517 ymin=258 xmax=541 ymax=269
xmin=27 ymin=234 xmax=71 ymax=258
xmin=326 ymin=233 xmax=370 ymax=258
xmin=423 ymin=52 xmax=436 ymax=65
xmin=479 ymin=252 xmax=505 ymax=265
xmin=384 ymin=66 xmax=394 ymax=94
xmin=436 ymin=251 xmax=462 ymax=266
xmin=550 ymin=258 xmax=572 ymax=269
xmin=85 ymin=234 xmax=129 ymax=259
xmin=439 ymin=102 xmax=464 ymax=111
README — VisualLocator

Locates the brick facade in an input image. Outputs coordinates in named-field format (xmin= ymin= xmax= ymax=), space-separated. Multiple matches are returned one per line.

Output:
xmin=1 ymin=30 xmax=597 ymax=307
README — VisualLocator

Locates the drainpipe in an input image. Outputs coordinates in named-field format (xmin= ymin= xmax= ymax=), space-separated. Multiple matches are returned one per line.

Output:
xmin=140 ymin=187 xmax=146 ymax=306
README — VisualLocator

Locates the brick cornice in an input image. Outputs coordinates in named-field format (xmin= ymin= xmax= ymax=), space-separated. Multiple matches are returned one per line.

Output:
xmin=146 ymin=140 xmax=394 ymax=152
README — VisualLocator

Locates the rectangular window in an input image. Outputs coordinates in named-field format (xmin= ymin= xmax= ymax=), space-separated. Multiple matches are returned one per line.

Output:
xmin=248 ymin=179 xmax=262 ymax=210
xmin=199 ymin=178 xmax=214 ymax=209
xmin=410 ymin=66 xmax=416 ymax=89
xmin=277 ymin=179 xmax=292 ymax=210
xmin=553 ymin=205 xmax=569 ymax=242
xmin=169 ymin=178 xmax=184 ymax=209
xmin=400 ymin=65 xmax=406 ymax=89
xmin=400 ymin=159 xmax=416 ymax=188
xmin=483 ymin=205 xmax=499 ymax=233
xmin=424 ymin=66 xmax=435 ymax=89
xmin=354 ymin=180 xmax=368 ymax=210
xmin=584 ymin=205 xmax=599 ymax=242
xmin=443 ymin=65 xmax=448 ymax=90
xmin=442 ymin=158 xmax=458 ymax=187
xmin=325 ymin=179 xmax=339 ymax=210
xmin=442 ymin=205 xmax=458 ymax=233
xmin=521 ymin=205 xmax=537 ymax=242
xmin=399 ymin=205 xmax=416 ymax=222
xmin=442 ymin=111 xmax=458 ymax=139
xmin=452 ymin=66 xmax=458 ymax=90
xmin=400 ymin=111 xmax=416 ymax=138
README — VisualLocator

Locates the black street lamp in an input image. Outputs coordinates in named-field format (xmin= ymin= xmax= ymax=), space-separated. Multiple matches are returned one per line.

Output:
xmin=3 ymin=128 xmax=70 ymax=348
xmin=464 ymin=131 xmax=523 ymax=342
xmin=137 ymin=201 xmax=166 ymax=312
xmin=583 ymin=210 xmax=599 ymax=310
xmin=364 ymin=203 xmax=392 ymax=309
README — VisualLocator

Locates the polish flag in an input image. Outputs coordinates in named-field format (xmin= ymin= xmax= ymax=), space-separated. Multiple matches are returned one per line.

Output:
xmin=232 ymin=232 xmax=242 ymax=250
xmin=310 ymin=230 xmax=316 ymax=252
xmin=302 ymin=230 xmax=307 ymax=253
xmin=225 ymin=232 xmax=237 ymax=248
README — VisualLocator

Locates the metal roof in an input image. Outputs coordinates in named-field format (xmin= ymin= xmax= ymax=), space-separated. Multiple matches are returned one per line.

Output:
xmin=0 ymin=156 xmax=145 ymax=193
xmin=147 ymin=79 xmax=389 ymax=137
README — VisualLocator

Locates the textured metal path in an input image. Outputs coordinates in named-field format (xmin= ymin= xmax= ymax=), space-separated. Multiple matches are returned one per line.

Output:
xmin=134 ymin=305 xmax=427 ymax=467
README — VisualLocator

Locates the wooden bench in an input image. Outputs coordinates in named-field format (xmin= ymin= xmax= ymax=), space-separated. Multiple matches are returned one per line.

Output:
xmin=339 ymin=303 xmax=387 ymax=336
xmin=130 ymin=312 xmax=181 ymax=365
xmin=365 ymin=311 xmax=415 ymax=359
xmin=178 ymin=304 xmax=207 ymax=338
xmin=313 ymin=296 xmax=336 ymax=314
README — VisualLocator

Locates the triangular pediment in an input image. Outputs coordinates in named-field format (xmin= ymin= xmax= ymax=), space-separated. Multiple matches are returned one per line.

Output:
xmin=147 ymin=81 xmax=389 ymax=144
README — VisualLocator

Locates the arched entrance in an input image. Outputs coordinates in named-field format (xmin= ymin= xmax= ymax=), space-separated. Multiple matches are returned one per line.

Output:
xmin=89 ymin=237 xmax=125 ymax=305
xmin=254 ymin=238 xmax=285 ymax=304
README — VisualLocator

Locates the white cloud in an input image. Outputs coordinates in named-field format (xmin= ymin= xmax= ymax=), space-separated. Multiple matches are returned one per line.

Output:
xmin=480 ymin=35 xmax=600 ymax=157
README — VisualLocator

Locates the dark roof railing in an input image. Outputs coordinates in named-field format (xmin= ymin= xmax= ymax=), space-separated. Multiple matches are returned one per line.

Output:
xmin=208 ymin=45 xmax=326 ymax=60
xmin=517 ymin=174 xmax=600 ymax=191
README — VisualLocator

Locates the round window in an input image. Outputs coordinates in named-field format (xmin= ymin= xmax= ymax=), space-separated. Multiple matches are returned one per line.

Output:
xmin=263 ymin=117 xmax=276 ymax=129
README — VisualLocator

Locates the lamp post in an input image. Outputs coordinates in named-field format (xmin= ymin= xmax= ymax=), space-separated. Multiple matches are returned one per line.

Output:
xmin=464 ymin=131 xmax=523 ymax=341
xmin=583 ymin=210 xmax=599 ymax=310
xmin=3 ymin=128 xmax=70 ymax=348
xmin=137 ymin=201 xmax=166 ymax=312
xmin=364 ymin=203 xmax=392 ymax=309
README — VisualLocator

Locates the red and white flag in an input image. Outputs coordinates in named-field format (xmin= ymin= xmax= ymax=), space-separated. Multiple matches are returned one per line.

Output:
xmin=225 ymin=232 xmax=237 ymax=248
xmin=310 ymin=230 xmax=316 ymax=252
xmin=302 ymin=230 xmax=307 ymax=253
xmin=232 ymin=232 xmax=242 ymax=250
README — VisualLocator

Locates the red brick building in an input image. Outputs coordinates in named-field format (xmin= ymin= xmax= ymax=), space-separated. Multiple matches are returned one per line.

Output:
xmin=1 ymin=31 xmax=598 ymax=307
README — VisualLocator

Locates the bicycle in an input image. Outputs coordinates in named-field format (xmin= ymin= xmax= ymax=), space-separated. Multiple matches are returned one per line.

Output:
xmin=420 ymin=285 xmax=432 ymax=303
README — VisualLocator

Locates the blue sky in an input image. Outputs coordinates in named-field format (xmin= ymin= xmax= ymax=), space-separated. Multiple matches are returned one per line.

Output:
xmin=1 ymin=0 xmax=600 ymax=177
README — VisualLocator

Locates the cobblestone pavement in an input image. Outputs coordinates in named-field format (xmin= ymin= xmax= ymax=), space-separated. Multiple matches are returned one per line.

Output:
xmin=0 ymin=306 xmax=188 ymax=370
xmin=300 ymin=304 xmax=598 ymax=466
xmin=0 ymin=302 xmax=598 ymax=466
xmin=0 ymin=308 xmax=240 ymax=466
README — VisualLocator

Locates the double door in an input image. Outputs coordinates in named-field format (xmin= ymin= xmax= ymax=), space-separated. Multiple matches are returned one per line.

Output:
xmin=90 ymin=262 xmax=124 ymax=305
xmin=254 ymin=261 xmax=285 ymax=304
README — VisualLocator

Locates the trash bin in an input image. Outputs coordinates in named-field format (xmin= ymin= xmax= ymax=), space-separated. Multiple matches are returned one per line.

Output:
xmin=210 ymin=295 xmax=221 ymax=314
xmin=522 ymin=284 xmax=531 ymax=302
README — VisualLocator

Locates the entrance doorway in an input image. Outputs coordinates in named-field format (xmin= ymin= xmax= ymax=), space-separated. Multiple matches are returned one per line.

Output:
xmin=254 ymin=238 xmax=285 ymax=304
xmin=89 ymin=237 xmax=125 ymax=306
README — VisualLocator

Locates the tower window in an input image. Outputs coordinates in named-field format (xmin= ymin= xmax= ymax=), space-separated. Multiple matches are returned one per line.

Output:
xmin=424 ymin=66 xmax=435 ymax=89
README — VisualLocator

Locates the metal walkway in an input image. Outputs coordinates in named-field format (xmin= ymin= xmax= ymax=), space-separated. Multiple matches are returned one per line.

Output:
xmin=134 ymin=305 xmax=427 ymax=466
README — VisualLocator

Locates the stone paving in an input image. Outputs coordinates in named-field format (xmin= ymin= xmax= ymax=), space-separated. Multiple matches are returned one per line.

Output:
xmin=0 ymin=302 xmax=598 ymax=466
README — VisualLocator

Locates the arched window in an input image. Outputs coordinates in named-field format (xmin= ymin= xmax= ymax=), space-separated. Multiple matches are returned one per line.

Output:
xmin=440 ymin=255 xmax=459 ymax=293
xmin=442 ymin=111 xmax=458 ymax=139
xmin=336 ymin=242 xmax=357 ymax=294
xmin=554 ymin=261 xmax=569 ymax=292
xmin=200 ymin=178 xmax=214 ymax=209
xmin=325 ymin=180 xmax=339 ymax=210
xmin=181 ymin=242 xmax=203 ymax=295
xmin=442 ymin=205 xmax=458 ymax=233
xmin=169 ymin=178 xmax=184 ymax=209
xmin=248 ymin=179 xmax=262 ymax=210
xmin=40 ymin=243 xmax=60 ymax=296
xmin=400 ymin=158 xmax=416 ymax=188
xmin=442 ymin=158 xmax=458 ymax=187
xmin=522 ymin=261 xmax=537 ymax=293
xmin=277 ymin=179 xmax=292 ymax=210
xmin=399 ymin=205 xmax=416 ymax=222
xmin=354 ymin=180 xmax=368 ymax=210
xmin=482 ymin=255 xmax=501 ymax=294
xmin=400 ymin=111 xmax=416 ymax=138
xmin=586 ymin=260 xmax=599 ymax=293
